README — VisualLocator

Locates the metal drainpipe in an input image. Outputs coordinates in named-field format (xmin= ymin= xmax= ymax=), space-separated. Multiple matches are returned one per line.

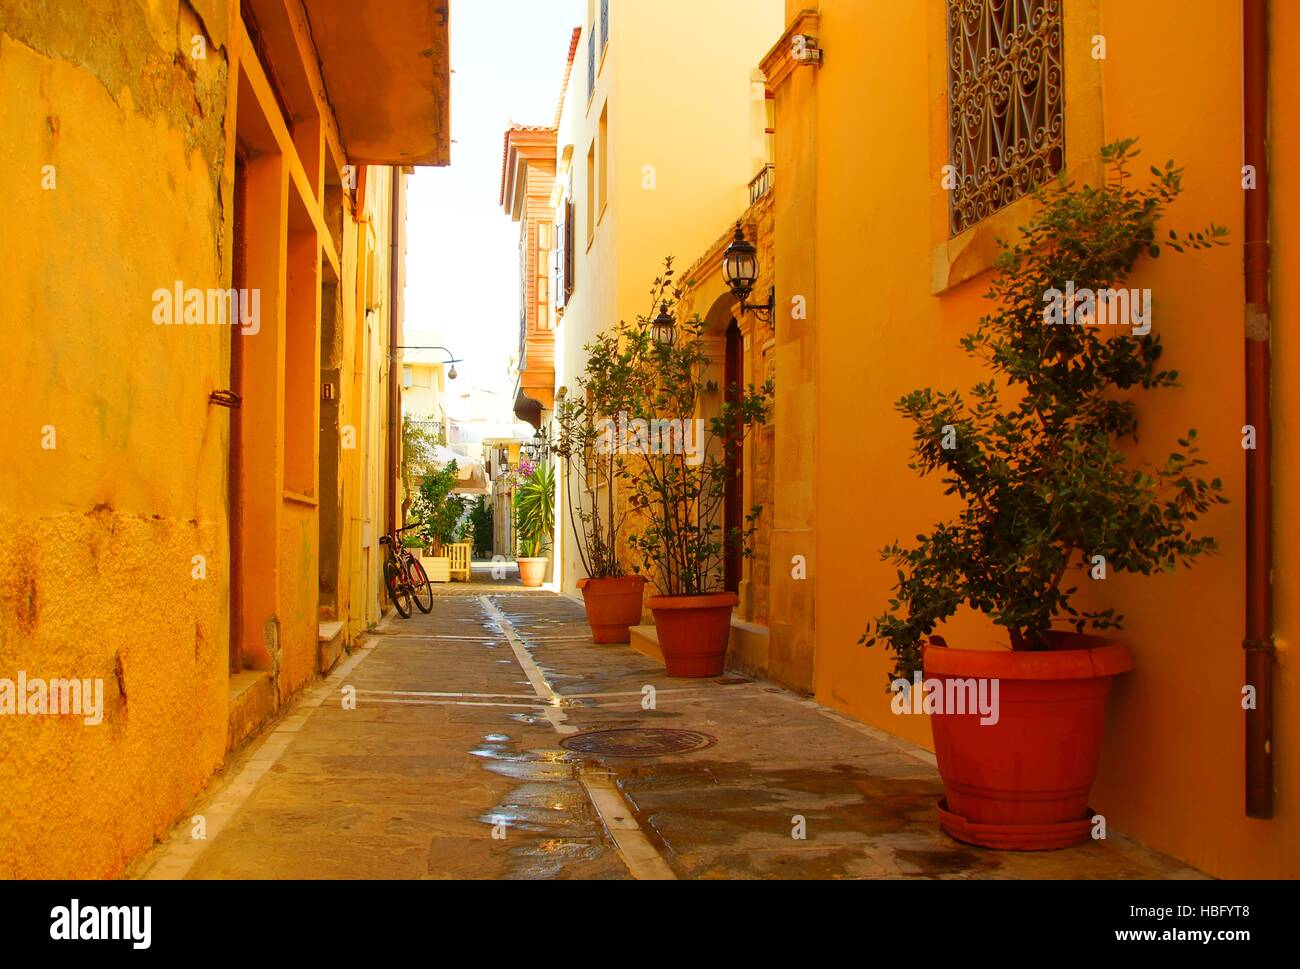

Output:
xmin=388 ymin=169 xmax=402 ymax=539
xmin=1243 ymin=0 xmax=1275 ymax=820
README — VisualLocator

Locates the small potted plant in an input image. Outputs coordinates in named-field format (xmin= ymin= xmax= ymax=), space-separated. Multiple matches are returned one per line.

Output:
xmin=554 ymin=364 xmax=644 ymax=642
xmin=863 ymin=140 xmax=1227 ymax=849
xmin=610 ymin=260 xmax=772 ymax=677
xmin=514 ymin=462 xmax=555 ymax=589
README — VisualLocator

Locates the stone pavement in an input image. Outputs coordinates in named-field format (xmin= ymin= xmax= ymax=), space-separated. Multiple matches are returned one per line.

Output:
xmin=131 ymin=590 xmax=1204 ymax=880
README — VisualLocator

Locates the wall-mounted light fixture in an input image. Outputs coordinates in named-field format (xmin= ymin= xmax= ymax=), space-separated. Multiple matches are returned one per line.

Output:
xmin=649 ymin=302 xmax=679 ymax=347
xmin=523 ymin=428 xmax=551 ymax=464
xmin=722 ymin=222 xmax=775 ymax=323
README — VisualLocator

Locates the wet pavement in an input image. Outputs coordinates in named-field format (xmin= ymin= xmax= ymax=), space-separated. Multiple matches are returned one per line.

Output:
xmin=131 ymin=589 xmax=1204 ymax=880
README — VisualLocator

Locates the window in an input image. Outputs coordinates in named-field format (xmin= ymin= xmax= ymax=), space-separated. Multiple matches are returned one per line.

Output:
xmin=597 ymin=104 xmax=609 ymax=219
xmin=601 ymin=0 xmax=609 ymax=51
xmin=554 ymin=198 xmax=574 ymax=308
xmin=946 ymin=0 xmax=1064 ymax=235
xmin=586 ymin=142 xmax=596 ymax=247
xmin=587 ymin=27 xmax=596 ymax=101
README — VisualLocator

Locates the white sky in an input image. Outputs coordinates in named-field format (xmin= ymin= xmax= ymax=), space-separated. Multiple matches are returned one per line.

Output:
xmin=404 ymin=0 xmax=583 ymax=423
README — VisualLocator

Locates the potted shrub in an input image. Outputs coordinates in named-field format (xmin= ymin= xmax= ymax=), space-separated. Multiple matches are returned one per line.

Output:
xmin=410 ymin=460 xmax=466 ymax=583
xmin=862 ymin=141 xmax=1228 ymax=849
xmin=514 ymin=462 xmax=555 ymax=589
xmin=554 ymin=354 xmax=645 ymax=642
xmin=608 ymin=260 xmax=772 ymax=677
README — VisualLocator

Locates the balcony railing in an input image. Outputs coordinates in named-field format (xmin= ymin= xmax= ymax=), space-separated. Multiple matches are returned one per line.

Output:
xmin=407 ymin=419 xmax=447 ymax=447
xmin=749 ymin=163 xmax=775 ymax=205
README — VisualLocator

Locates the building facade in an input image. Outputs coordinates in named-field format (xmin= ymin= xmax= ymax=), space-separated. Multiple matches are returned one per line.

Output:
xmin=541 ymin=0 xmax=784 ymax=596
xmin=526 ymin=0 xmax=1298 ymax=879
xmin=0 ymin=0 xmax=449 ymax=878
xmin=749 ymin=0 xmax=1298 ymax=878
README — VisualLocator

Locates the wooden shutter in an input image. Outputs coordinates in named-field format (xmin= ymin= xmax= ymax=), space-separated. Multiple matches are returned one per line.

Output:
xmin=554 ymin=205 xmax=568 ymax=311
xmin=564 ymin=200 xmax=575 ymax=296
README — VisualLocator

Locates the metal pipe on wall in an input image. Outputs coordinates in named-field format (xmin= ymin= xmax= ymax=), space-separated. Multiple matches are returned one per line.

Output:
xmin=1242 ymin=0 xmax=1275 ymax=820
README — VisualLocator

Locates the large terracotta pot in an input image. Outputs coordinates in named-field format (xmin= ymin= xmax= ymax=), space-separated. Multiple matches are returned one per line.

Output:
xmin=647 ymin=592 xmax=738 ymax=678
xmin=517 ymin=557 xmax=547 ymax=588
xmin=923 ymin=631 xmax=1133 ymax=850
xmin=577 ymin=575 xmax=647 ymax=644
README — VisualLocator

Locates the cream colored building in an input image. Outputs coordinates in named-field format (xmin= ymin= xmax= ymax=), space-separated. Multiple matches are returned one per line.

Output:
xmin=547 ymin=0 xmax=783 ymax=596
xmin=401 ymin=353 xmax=452 ymax=444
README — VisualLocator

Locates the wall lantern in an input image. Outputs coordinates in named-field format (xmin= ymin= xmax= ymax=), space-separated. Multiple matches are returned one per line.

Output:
xmin=650 ymin=302 xmax=678 ymax=347
xmin=722 ymin=222 xmax=775 ymax=323
xmin=524 ymin=428 xmax=551 ymax=463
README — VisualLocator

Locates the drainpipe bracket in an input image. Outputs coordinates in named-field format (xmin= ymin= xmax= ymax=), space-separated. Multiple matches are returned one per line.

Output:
xmin=1245 ymin=305 xmax=1270 ymax=342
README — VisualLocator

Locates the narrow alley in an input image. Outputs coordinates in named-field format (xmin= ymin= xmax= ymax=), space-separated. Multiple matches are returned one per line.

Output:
xmin=5 ymin=0 xmax=1298 ymax=941
xmin=133 ymin=581 xmax=1200 ymax=881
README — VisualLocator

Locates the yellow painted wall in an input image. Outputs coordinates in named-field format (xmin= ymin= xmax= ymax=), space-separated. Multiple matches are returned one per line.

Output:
xmin=0 ymin=0 xmax=233 ymax=878
xmin=800 ymin=0 xmax=1298 ymax=877
xmin=0 ymin=0 xmax=406 ymax=876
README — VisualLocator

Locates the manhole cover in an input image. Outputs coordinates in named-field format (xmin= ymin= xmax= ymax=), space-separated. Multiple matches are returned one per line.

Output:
xmin=561 ymin=728 xmax=717 ymax=758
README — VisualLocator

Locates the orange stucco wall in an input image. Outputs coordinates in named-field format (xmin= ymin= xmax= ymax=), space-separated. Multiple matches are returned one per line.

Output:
xmin=0 ymin=0 xmax=408 ymax=877
xmin=803 ymin=0 xmax=1297 ymax=877
xmin=0 ymin=0 xmax=234 ymax=878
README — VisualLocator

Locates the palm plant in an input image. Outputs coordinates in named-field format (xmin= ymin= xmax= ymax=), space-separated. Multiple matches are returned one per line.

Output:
xmin=513 ymin=462 xmax=556 ymax=558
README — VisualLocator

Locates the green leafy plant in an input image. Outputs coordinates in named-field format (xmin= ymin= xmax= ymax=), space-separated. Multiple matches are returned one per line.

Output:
xmin=554 ymin=359 xmax=639 ymax=580
xmin=410 ymin=460 xmax=467 ymax=552
xmin=596 ymin=259 xmax=773 ymax=596
xmin=469 ymin=496 xmax=493 ymax=559
xmin=401 ymin=414 xmax=440 ymax=521
xmin=863 ymin=139 xmax=1228 ymax=680
xmin=514 ymin=462 xmax=556 ymax=558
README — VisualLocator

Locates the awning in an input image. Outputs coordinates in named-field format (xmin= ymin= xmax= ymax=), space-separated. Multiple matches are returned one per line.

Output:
xmin=302 ymin=0 xmax=451 ymax=166
xmin=431 ymin=446 xmax=489 ymax=496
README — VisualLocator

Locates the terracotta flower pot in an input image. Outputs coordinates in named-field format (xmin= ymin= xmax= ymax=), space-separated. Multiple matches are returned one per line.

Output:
xmin=923 ymin=631 xmax=1134 ymax=850
xmin=577 ymin=575 xmax=647 ymax=644
xmin=648 ymin=592 xmax=738 ymax=678
xmin=517 ymin=557 xmax=547 ymax=588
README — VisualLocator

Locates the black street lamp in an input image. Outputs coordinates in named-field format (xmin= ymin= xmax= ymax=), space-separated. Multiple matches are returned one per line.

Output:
xmin=722 ymin=222 xmax=775 ymax=323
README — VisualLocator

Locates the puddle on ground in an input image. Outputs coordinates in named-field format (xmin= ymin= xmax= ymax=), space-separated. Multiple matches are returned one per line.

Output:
xmin=505 ymin=839 xmax=610 ymax=879
xmin=470 ymin=743 xmax=576 ymax=782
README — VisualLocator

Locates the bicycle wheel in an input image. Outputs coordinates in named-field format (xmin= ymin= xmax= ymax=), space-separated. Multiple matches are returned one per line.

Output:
xmin=405 ymin=555 xmax=435 ymax=614
xmin=384 ymin=558 xmax=412 ymax=619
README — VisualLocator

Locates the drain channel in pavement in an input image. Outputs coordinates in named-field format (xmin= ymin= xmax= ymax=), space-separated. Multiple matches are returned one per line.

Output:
xmin=479 ymin=596 xmax=677 ymax=880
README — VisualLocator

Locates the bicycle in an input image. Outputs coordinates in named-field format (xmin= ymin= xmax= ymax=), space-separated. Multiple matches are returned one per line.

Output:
xmin=379 ymin=525 xmax=435 ymax=619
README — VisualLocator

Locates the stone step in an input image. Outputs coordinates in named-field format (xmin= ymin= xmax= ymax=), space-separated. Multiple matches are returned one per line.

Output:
xmin=227 ymin=670 xmax=275 ymax=754
xmin=318 ymin=621 xmax=346 ymax=675
xmin=630 ymin=616 xmax=771 ymax=677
